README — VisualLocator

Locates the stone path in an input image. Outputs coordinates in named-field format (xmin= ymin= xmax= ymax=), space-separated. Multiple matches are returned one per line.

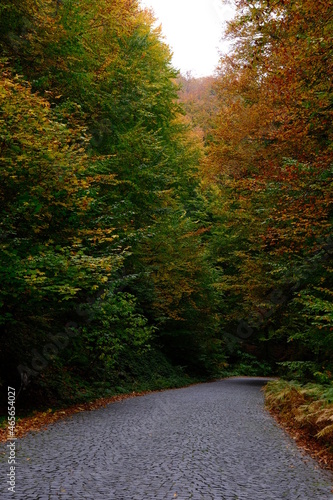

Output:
xmin=1 ymin=377 xmax=332 ymax=499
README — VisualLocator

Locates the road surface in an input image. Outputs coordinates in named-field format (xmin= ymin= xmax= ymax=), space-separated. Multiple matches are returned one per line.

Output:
xmin=1 ymin=377 xmax=332 ymax=499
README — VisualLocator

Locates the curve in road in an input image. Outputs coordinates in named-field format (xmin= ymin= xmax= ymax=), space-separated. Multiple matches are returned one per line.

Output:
xmin=0 ymin=377 xmax=332 ymax=499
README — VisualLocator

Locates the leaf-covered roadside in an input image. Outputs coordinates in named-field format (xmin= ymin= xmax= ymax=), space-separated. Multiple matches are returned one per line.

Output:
xmin=0 ymin=393 xmax=140 ymax=443
xmin=264 ymin=380 xmax=333 ymax=472
xmin=0 ymin=390 xmax=164 ymax=444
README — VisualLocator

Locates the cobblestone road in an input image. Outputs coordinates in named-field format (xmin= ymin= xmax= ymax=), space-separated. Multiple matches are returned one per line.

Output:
xmin=1 ymin=377 xmax=332 ymax=499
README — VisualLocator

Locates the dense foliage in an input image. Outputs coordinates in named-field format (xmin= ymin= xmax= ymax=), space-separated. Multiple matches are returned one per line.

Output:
xmin=0 ymin=0 xmax=222 ymax=411
xmin=202 ymin=0 xmax=332 ymax=377
xmin=0 ymin=0 xmax=332 ymax=412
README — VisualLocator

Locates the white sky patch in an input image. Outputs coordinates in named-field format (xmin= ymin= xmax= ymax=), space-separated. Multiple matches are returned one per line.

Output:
xmin=140 ymin=0 xmax=235 ymax=77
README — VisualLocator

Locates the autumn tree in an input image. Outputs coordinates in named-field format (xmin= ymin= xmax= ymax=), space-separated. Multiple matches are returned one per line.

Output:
xmin=205 ymin=0 xmax=333 ymax=374
xmin=178 ymin=74 xmax=218 ymax=144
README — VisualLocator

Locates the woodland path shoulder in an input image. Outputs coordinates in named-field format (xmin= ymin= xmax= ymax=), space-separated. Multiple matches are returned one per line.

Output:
xmin=0 ymin=377 xmax=332 ymax=499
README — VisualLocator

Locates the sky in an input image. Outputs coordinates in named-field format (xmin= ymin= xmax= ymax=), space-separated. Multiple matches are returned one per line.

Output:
xmin=140 ymin=0 xmax=235 ymax=77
